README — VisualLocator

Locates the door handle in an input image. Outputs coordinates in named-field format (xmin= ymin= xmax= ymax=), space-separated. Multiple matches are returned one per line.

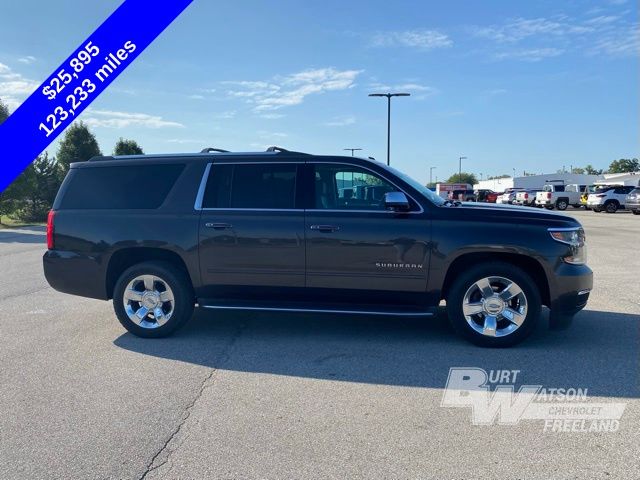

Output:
xmin=310 ymin=224 xmax=340 ymax=233
xmin=205 ymin=222 xmax=233 ymax=230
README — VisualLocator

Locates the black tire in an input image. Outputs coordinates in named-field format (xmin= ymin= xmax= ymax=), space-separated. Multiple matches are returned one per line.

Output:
xmin=113 ymin=261 xmax=194 ymax=338
xmin=604 ymin=201 xmax=618 ymax=214
xmin=592 ymin=207 xmax=602 ymax=212
xmin=572 ymin=204 xmax=581 ymax=209
xmin=446 ymin=262 xmax=541 ymax=347
xmin=555 ymin=199 xmax=568 ymax=211
xmin=545 ymin=206 xmax=554 ymax=210
xmin=633 ymin=209 xmax=640 ymax=215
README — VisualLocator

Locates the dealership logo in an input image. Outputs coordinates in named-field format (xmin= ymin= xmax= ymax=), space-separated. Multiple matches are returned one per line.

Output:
xmin=441 ymin=367 xmax=626 ymax=432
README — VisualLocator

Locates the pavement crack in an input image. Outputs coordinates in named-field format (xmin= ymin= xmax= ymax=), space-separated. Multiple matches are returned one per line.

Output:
xmin=139 ymin=321 xmax=249 ymax=479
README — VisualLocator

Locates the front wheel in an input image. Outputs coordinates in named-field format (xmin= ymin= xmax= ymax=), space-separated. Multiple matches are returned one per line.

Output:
xmin=113 ymin=261 xmax=194 ymax=338
xmin=446 ymin=262 xmax=541 ymax=347
xmin=633 ymin=209 xmax=640 ymax=215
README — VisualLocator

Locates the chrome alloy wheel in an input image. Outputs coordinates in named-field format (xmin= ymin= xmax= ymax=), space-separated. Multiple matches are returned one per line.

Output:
xmin=462 ymin=276 xmax=528 ymax=337
xmin=123 ymin=275 xmax=175 ymax=329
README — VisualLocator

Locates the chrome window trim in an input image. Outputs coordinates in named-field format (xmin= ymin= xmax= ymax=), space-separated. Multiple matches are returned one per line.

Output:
xmin=208 ymin=161 xmax=305 ymax=165
xmin=194 ymin=163 xmax=212 ymax=210
xmin=194 ymin=159 xmax=426 ymax=214
xmin=201 ymin=208 xmax=301 ymax=212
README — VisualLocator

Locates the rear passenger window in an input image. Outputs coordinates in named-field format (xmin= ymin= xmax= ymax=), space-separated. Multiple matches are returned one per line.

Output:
xmin=202 ymin=163 xmax=297 ymax=209
xmin=60 ymin=164 xmax=184 ymax=209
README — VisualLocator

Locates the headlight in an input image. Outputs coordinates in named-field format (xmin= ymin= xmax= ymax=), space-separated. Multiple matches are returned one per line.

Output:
xmin=548 ymin=227 xmax=587 ymax=265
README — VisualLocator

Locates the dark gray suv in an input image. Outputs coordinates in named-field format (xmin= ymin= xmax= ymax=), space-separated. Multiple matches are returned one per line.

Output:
xmin=43 ymin=148 xmax=593 ymax=347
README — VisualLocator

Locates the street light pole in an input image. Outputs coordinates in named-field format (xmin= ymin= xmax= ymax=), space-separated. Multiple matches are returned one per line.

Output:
xmin=343 ymin=148 xmax=362 ymax=157
xmin=458 ymin=156 xmax=467 ymax=178
xmin=429 ymin=166 xmax=436 ymax=185
xmin=369 ymin=92 xmax=410 ymax=166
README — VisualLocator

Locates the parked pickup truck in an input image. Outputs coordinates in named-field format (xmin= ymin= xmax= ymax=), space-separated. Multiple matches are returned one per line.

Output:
xmin=535 ymin=183 xmax=586 ymax=210
xmin=43 ymin=147 xmax=593 ymax=347
xmin=513 ymin=190 xmax=540 ymax=207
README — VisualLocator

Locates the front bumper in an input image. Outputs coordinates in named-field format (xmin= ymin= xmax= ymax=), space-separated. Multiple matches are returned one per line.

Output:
xmin=625 ymin=201 xmax=640 ymax=210
xmin=549 ymin=262 xmax=593 ymax=316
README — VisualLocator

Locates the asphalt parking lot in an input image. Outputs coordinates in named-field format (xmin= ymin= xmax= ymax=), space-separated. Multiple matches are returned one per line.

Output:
xmin=0 ymin=208 xmax=638 ymax=479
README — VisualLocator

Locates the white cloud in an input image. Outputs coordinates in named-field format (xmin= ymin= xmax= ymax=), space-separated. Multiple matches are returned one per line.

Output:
xmin=472 ymin=14 xmax=639 ymax=59
xmin=473 ymin=17 xmax=592 ymax=43
xmin=214 ymin=110 xmax=236 ymax=119
xmin=17 ymin=55 xmax=36 ymax=64
xmin=323 ymin=115 xmax=356 ymax=127
xmin=259 ymin=113 xmax=285 ymax=119
xmin=368 ymin=82 xmax=438 ymax=99
xmin=258 ymin=131 xmax=287 ymax=138
xmin=494 ymin=47 xmax=565 ymax=62
xmin=188 ymin=94 xmax=205 ymax=100
xmin=221 ymin=67 xmax=362 ymax=112
xmin=166 ymin=138 xmax=208 ymax=144
xmin=0 ymin=62 xmax=39 ymax=109
xmin=83 ymin=109 xmax=184 ymax=129
xmin=589 ymin=25 xmax=640 ymax=56
xmin=372 ymin=30 xmax=452 ymax=49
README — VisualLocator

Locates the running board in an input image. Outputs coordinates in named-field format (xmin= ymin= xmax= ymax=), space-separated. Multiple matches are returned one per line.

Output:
xmin=199 ymin=303 xmax=434 ymax=317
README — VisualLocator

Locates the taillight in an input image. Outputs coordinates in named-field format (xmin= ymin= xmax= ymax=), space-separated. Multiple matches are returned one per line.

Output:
xmin=547 ymin=192 xmax=552 ymax=199
xmin=524 ymin=193 xmax=529 ymax=199
xmin=46 ymin=210 xmax=55 ymax=249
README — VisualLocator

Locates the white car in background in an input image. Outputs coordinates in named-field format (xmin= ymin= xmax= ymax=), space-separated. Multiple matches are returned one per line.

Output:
xmin=497 ymin=188 xmax=525 ymax=204
xmin=587 ymin=185 xmax=636 ymax=213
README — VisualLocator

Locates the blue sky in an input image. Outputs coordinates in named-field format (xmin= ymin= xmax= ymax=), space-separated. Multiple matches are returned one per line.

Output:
xmin=0 ymin=0 xmax=638 ymax=184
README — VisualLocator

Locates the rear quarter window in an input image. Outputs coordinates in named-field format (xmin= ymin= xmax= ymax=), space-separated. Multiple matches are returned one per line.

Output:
xmin=59 ymin=164 xmax=185 ymax=209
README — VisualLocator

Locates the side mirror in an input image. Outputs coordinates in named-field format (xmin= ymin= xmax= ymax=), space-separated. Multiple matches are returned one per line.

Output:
xmin=384 ymin=191 xmax=410 ymax=211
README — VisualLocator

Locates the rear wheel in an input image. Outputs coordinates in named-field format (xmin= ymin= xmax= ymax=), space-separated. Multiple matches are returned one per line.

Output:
xmin=113 ymin=261 xmax=194 ymax=338
xmin=632 ymin=209 xmax=640 ymax=215
xmin=446 ymin=262 xmax=541 ymax=347
xmin=556 ymin=199 xmax=568 ymax=210
xmin=605 ymin=201 xmax=618 ymax=213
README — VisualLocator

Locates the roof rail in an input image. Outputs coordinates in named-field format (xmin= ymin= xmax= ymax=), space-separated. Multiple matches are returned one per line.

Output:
xmin=88 ymin=155 xmax=115 ymax=162
xmin=201 ymin=147 xmax=230 ymax=153
xmin=265 ymin=146 xmax=311 ymax=155
xmin=265 ymin=146 xmax=289 ymax=153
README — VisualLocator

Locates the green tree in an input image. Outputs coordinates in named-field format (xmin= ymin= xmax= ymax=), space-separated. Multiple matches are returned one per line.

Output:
xmin=487 ymin=174 xmax=510 ymax=180
xmin=572 ymin=167 xmax=585 ymax=175
xmin=584 ymin=164 xmax=603 ymax=175
xmin=14 ymin=153 xmax=61 ymax=222
xmin=608 ymin=158 xmax=639 ymax=174
xmin=0 ymin=98 xmax=14 ymax=223
xmin=113 ymin=137 xmax=144 ymax=156
xmin=0 ymin=98 xmax=9 ymax=123
xmin=56 ymin=121 xmax=101 ymax=172
xmin=447 ymin=172 xmax=478 ymax=185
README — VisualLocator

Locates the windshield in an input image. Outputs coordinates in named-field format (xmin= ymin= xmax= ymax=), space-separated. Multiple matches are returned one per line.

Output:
xmin=382 ymin=164 xmax=445 ymax=206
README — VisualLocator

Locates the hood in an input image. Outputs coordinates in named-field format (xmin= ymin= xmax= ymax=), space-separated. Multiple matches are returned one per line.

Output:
xmin=440 ymin=201 xmax=581 ymax=227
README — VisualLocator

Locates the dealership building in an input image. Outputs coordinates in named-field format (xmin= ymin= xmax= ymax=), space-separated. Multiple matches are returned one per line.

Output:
xmin=473 ymin=173 xmax=603 ymax=192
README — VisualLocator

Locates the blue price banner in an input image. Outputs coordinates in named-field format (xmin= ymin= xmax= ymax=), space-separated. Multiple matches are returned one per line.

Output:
xmin=0 ymin=0 xmax=193 ymax=193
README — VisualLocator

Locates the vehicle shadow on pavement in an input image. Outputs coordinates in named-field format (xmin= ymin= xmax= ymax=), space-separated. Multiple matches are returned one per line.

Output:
xmin=114 ymin=308 xmax=639 ymax=398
